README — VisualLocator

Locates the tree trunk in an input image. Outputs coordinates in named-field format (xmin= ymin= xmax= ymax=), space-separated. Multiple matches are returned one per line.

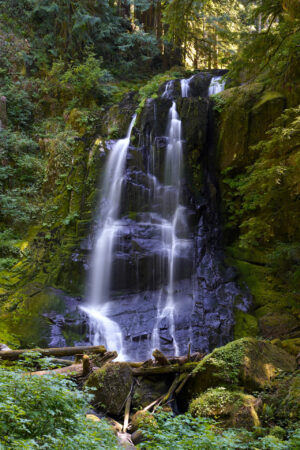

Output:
xmin=0 ymin=345 xmax=106 ymax=361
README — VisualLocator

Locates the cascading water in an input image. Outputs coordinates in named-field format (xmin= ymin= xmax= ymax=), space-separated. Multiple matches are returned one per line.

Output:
xmin=151 ymin=101 xmax=190 ymax=356
xmin=180 ymin=75 xmax=195 ymax=97
xmin=81 ymin=115 xmax=136 ymax=360
xmin=208 ymin=76 xmax=225 ymax=96
xmin=64 ymin=70 xmax=250 ymax=362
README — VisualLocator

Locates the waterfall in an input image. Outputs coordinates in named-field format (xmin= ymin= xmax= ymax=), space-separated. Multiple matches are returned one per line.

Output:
xmin=208 ymin=76 xmax=225 ymax=96
xmin=162 ymin=80 xmax=175 ymax=99
xmin=180 ymin=75 xmax=195 ymax=97
xmin=81 ymin=115 xmax=136 ymax=360
xmin=71 ymin=71 xmax=249 ymax=362
xmin=151 ymin=101 xmax=190 ymax=356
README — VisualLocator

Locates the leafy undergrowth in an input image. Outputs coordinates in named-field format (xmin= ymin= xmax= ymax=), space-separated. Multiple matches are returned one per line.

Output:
xmin=0 ymin=359 xmax=120 ymax=449
xmin=138 ymin=411 xmax=300 ymax=450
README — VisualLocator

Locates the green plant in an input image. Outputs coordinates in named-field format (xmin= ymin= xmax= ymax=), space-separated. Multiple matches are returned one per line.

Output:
xmin=0 ymin=366 xmax=120 ymax=449
xmin=137 ymin=410 xmax=300 ymax=449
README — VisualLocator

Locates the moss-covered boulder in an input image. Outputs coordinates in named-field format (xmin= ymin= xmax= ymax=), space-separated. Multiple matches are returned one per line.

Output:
xmin=259 ymin=370 xmax=300 ymax=427
xmin=189 ymin=387 xmax=261 ymax=429
xmin=178 ymin=338 xmax=296 ymax=409
xmin=130 ymin=410 xmax=158 ymax=433
xmin=259 ymin=312 xmax=299 ymax=340
xmin=85 ymin=362 xmax=133 ymax=416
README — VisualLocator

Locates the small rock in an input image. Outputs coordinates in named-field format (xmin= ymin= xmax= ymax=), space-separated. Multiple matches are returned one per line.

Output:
xmin=131 ymin=429 xmax=144 ymax=445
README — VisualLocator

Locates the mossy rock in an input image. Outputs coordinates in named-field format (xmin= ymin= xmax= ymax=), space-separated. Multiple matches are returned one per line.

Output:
xmin=231 ymin=258 xmax=300 ymax=339
xmin=259 ymin=312 xmax=299 ymax=340
xmin=260 ymin=370 xmax=300 ymax=427
xmin=189 ymin=387 xmax=261 ymax=429
xmin=130 ymin=410 xmax=158 ymax=433
xmin=85 ymin=362 xmax=133 ymax=416
xmin=178 ymin=338 xmax=296 ymax=409
xmin=234 ymin=310 xmax=259 ymax=339
xmin=273 ymin=338 xmax=300 ymax=356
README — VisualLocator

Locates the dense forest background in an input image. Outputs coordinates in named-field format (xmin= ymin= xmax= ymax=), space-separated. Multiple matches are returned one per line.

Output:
xmin=0 ymin=1 xmax=299 ymax=449
xmin=0 ymin=0 xmax=299 ymax=305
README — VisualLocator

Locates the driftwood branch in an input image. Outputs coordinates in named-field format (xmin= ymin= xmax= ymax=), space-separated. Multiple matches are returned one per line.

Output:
xmin=142 ymin=396 xmax=164 ymax=412
xmin=0 ymin=345 xmax=106 ymax=361
xmin=123 ymin=389 xmax=132 ymax=432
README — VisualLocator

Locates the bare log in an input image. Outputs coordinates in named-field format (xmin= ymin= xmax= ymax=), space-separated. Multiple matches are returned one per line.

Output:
xmin=49 ymin=358 xmax=74 ymax=366
xmin=0 ymin=345 xmax=106 ymax=361
xmin=132 ymin=362 xmax=198 ymax=376
xmin=92 ymin=351 xmax=118 ymax=368
xmin=26 ymin=364 xmax=83 ymax=377
xmin=175 ymin=373 xmax=192 ymax=395
xmin=162 ymin=373 xmax=184 ymax=404
xmin=142 ymin=395 xmax=164 ymax=412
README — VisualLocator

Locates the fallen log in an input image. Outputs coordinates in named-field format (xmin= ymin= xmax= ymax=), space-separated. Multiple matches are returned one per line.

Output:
xmin=92 ymin=351 xmax=118 ymax=368
xmin=0 ymin=345 xmax=106 ymax=361
xmin=132 ymin=362 xmax=198 ymax=376
xmin=142 ymin=395 xmax=164 ymax=412
xmin=162 ymin=373 xmax=184 ymax=404
xmin=26 ymin=363 xmax=83 ymax=377
xmin=175 ymin=373 xmax=192 ymax=396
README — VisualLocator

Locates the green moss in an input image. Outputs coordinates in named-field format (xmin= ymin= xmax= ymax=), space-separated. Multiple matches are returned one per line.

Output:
xmin=193 ymin=338 xmax=251 ymax=387
xmin=280 ymin=338 xmax=300 ymax=356
xmin=128 ymin=211 xmax=138 ymax=221
xmin=234 ymin=310 xmax=259 ymax=339
xmin=251 ymin=91 xmax=285 ymax=112
xmin=131 ymin=410 xmax=158 ymax=432
xmin=179 ymin=338 xmax=296 ymax=408
xmin=229 ymin=255 xmax=300 ymax=340
xmin=189 ymin=387 xmax=261 ymax=429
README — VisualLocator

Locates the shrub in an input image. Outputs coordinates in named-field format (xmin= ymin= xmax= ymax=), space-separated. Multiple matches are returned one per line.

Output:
xmin=0 ymin=367 xmax=120 ymax=449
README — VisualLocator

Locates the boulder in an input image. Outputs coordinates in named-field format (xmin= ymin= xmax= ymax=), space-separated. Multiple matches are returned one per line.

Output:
xmin=85 ymin=362 xmax=133 ymax=416
xmin=178 ymin=338 xmax=296 ymax=408
xmin=130 ymin=410 xmax=157 ymax=433
xmin=189 ymin=387 xmax=261 ymax=429
xmin=131 ymin=429 xmax=144 ymax=445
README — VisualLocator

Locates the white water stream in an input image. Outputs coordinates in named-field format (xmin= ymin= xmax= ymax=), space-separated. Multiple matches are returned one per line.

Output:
xmin=208 ymin=76 xmax=225 ymax=96
xmin=81 ymin=73 xmax=225 ymax=360
xmin=151 ymin=100 xmax=190 ymax=356
xmin=81 ymin=115 xmax=136 ymax=360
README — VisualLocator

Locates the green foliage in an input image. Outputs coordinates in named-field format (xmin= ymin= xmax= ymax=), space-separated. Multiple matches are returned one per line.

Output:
xmin=163 ymin=0 xmax=249 ymax=68
xmin=228 ymin=0 xmax=300 ymax=91
xmin=0 ymin=366 xmax=120 ymax=449
xmin=211 ymin=92 xmax=227 ymax=112
xmin=222 ymin=106 xmax=300 ymax=282
xmin=0 ymin=0 xmax=159 ymax=76
xmin=0 ymin=130 xmax=44 ymax=229
xmin=137 ymin=410 xmax=300 ymax=449
xmin=49 ymin=53 xmax=114 ymax=106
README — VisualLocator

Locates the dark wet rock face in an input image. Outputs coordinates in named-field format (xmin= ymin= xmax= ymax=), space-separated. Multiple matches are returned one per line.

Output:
xmin=42 ymin=71 xmax=250 ymax=361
